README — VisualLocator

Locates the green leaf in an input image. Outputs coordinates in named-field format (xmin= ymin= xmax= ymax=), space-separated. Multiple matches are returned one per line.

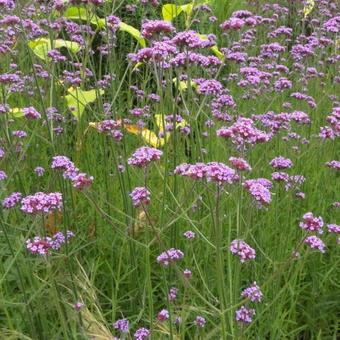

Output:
xmin=173 ymin=78 xmax=197 ymax=91
xmin=9 ymin=108 xmax=25 ymax=118
xmin=65 ymin=88 xmax=104 ymax=119
xmin=119 ymin=22 xmax=146 ymax=47
xmin=63 ymin=6 xmax=105 ymax=28
xmin=162 ymin=4 xmax=183 ymax=21
xmin=180 ymin=3 xmax=193 ymax=16
xmin=28 ymin=38 xmax=81 ymax=60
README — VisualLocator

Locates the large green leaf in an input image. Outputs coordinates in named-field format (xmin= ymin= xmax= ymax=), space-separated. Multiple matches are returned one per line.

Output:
xmin=63 ymin=6 xmax=106 ymax=28
xmin=119 ymin=22 xmax=146 ymax=47
xmin=8 ymin=108 xmax=25 ymax=118
xmin=162 ymin=4 xmax=183 ymax=21
xmin=28 ymin=38 xmax=81 ymax=60
xmin=65 ymin=88 xmax=104 ymax=119
xmin=162 ymin=2 xmax=207 ymax=22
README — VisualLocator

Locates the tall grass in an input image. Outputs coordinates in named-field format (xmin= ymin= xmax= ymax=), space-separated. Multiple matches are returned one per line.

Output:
xmin=0 ymin=0 xmax=339 ymax=339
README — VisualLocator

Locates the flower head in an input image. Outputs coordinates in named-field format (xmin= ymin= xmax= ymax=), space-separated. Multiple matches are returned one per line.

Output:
xmin=194 ymin=316 xmax=206 ymax=328
xmin=299 ymin=212 xmax=324 ymax=233
xmin=21 ymin=192 xmax=63 ymax=214
xmin=130 ymin=187 xmax=151 ymax=207
xmin=113 ymin=319 xmax=129 ymax=333
xmin=241 ymin=282 xmax=263 ymax=302
xmin=230 ymin=239 xmax=256 ymax=263
xmin=304 ymin=236 xmax=326 ymax=253
xmin=235 ymin=306 xmax=255 ymax=324
xmin=128 ymin=146 xmax=163 ymax=168
xmin=134 ymin=327 xmax=150 ymax=340
xmin=157 ymin=248 xmax=184 ymax=266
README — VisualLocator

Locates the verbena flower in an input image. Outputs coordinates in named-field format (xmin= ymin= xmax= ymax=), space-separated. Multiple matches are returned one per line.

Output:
xmin=327 ymin=224 xmax=340 ymax=234
xmin=157 ymin=309 xmax=169 ymax=321
xmin=230 ymin=240 xmax=256 ymax=262
xmin=183 ymin=230 xmax=195 ymax=239
xmin=128 ymin=146 xmax=163 ymax=167
xmin=141 ymin=20 xmax=175 ymax=39
xmin=23 ymin=106 xmax=41 ymax=120
xmin=299 ymin=212 xmax=324 ymax=233
xmin=325 ymin=160 xmax=340 ymax=170
xmin=157 ymin=248 xmax=184 ymax=266
xmin=113 ymin=318 xmax=129 ymax=333
xmin=21 ymin=192 xmax=62 ymax=214
xmin=244 ymin=179 xmax=272 ymax=207
xmin=241 ymin=282 xmax=263 ymax=302
xmin=34 ymin=166 xmax=45 ymax=177
xmin=304 ymin=236 xmax=326 ymax=253
xmin=0 ymin=170 xmax=7 ymax=180
xmin=235 ymin=306 xmax=256 ymax=323
xmin=130 ymin=187 xmax=151 ymax=207
xmin=269 ymin=156 xmax=293 ymax=169
xmin=194 ymin=315 xmax=206 ymax=327
xmin=229 ymin=157 xmax=252 ymax=171
xmin=26 ymin=230 xmax=74 ymax=255
xmin=134 ymin=327 xmax=150 ymax=340
xmin=168 ymin=287 xmax=178 ymax=301
xmin=2 ymin=192 xmax=22 ymax=209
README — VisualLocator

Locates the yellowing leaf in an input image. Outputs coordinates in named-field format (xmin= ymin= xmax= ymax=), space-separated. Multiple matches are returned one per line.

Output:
xmin=162 ymin=4 xmax=183 ymax=21
xmin=303 ymin=0 xmax=315 ymax=18
xmin=28 ymin=38 xmax=81 ymax=60
xmin=132 ymin=62 xmax=144 ymax=71
xmin=172 ymin=77 xmax=197 ymax=91
xmin=65 ymin=88 xmax=104 ymax=119
xmin=154 ymin=114 xmax=166 ymax=134
xmin=141 ymin=129 xmax=166 ymax=147
xmin=119 ymin=22 xmax=146 ymax=47
xmin=198 ymin=34 xmax=224 ymax=61
xmin=9 ymin=107 xmax=24 ymax=118
xmin=122 ymin=123 xmax=165 ymax=147
xmin=180 ymin=3 xmax=193 ymax=16
xmin=63 ymin=6 xmax=105 ymax=28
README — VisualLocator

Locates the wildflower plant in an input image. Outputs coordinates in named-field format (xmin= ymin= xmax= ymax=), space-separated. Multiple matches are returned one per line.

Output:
xmin=0 ymin=0 xmax=338 ymax=339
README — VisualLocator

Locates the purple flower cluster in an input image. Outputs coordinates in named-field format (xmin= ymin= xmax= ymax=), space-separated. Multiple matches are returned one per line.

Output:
xmin=168 ymin=287 xmax=178 ymax=301
xmin=183 ymin=230 xmax=195 ymax=239
xmin=157 ymin=309 xmax=169 ymax=321
xmin=244 ymin=179 xmax=272 ymax=207
xmin=128 ymin=146 xmax=163 ymax=167
xmin=217 ymin=117 xmax=271 ymax=146
xmin=129 ymin=187 xmax=151 ymax=207
xmin=304 ymin=236 xmax=326 ymax=253
xmin=141 ymin=20 xmax=175 ymax=39
xmin=26 ymin=230 xmax=74 ymax=255
xmin=299 ymin=212 xmax=324 ymax=233
xmin=0 ymin=170 xmax=7 ymax=181
xmin=229 ymin=157 xmax=252 ymax=171
xmin=194 ymin=316 xmax=206 ymax=328
xmin=113 ymin=319 xmax=129 ymax=333
xmin=23 ymin=106 xmax=41 ymax=120
xmin=51 ymin=155 xmax=93 ymax=190
xmin=175 ymin=162 xmax=238 ymax=184
xmin=134 ymin=327 xmax=150 ymax=340
xmin=241 ymin=282 xmax=263 ymax=302
xmin=230 ymin=239 xmax=256 ymax=263
xmin=205 ymin=162 xmax=239 ymax=184
xmin=235 ymin=306 xmax=256 ymax=324
xmin=157 ymin=248 xmax=184 ymax=266
xmin=269 ymin=156 xmax=293 ymax=169
xmin=95 ymin=120 xmax=123 ymax=141
xmin=21 ymin=192 xmax=62 ymax=214
xmin=325 ymin=160 xmax=340 ymax=170
xmin=2 ymin=192 xmax=22 ymax=209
